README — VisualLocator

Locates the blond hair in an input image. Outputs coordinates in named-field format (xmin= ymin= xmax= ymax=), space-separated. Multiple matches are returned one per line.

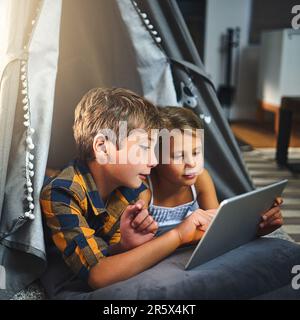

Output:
xmin=73 ymin=87 xmax=161 ymax=162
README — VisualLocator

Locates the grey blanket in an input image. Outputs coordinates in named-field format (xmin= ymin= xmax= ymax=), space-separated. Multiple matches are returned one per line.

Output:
xmin=40 ymin=237 xmax=300 ymax=300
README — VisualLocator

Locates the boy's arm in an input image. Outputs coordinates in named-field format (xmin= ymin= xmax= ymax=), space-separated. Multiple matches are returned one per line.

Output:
xmin=107 ymin=230 xmax=122 ymax=254
xmin=106 ymin=188 xmax=155 ymax=256
xmin=107 ymin=199 xmax=158 ymax=256
xmin=40 ymin=184 xmax=108 ymax=281
xmin=195 ymin=169 xmax=219 ymax=209
xmin=41 ymin=183 xmax=156 ymax=274
xmin=88 ymin=207 xmax=211 ymax=289
xmin=41 ymin=181 xmax=171 ymax=288
xmin=88 ymin=228 xmax=181 ymax=289
xmin=41 ymin=182 xmax=209 ymax=289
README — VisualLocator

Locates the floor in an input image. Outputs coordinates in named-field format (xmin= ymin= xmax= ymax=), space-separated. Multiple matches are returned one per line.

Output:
xmin=242 ymin=148 xmax=300 ymax=244
xmin=232 ymin=120 xmax=300 ymax=244
xmin=231 ymin=120 xmax=300 ymax=148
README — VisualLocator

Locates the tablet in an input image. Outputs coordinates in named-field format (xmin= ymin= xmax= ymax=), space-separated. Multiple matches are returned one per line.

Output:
xmin=185 ymin=179 xmax=288 ymax=270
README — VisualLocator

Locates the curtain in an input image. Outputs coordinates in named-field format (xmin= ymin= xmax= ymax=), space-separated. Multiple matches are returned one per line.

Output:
xmin=0 ymin=0 xmax=254 ymax=298
xmin=133 ymin=0 xmax=254 ymax=199
xmin=0 ymin=0 xmax=178 ymax=297
xmin=0 ymin=0 xmax=62 ymax=298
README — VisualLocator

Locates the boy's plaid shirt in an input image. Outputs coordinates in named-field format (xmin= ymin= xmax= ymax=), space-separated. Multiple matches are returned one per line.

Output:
xmin=40 ymin=159 xmax=147 ymax=281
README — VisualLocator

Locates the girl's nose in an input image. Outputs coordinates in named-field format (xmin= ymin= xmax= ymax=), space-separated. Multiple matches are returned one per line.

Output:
xmin=185 ymin=155 xmax=196 ymax=168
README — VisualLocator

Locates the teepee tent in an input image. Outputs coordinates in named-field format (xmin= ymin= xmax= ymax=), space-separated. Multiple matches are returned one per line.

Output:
xmin=0 ymin=0 xmax=253 ymax=298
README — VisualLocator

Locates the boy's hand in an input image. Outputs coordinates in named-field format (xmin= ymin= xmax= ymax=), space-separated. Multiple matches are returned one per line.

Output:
xmin=175 ymin=209 xmax=216 ymax=245
xmin=257 ymin=197 xmax=283 ymax=236
xmin=120 ymin=200 xmax=158 ymax=250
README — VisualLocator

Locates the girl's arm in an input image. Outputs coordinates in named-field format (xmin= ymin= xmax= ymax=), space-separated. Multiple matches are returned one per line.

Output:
xmin=194 ymin=169 xmax=219 ymax=209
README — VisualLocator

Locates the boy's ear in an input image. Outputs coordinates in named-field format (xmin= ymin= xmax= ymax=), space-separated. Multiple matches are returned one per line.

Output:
xmin=93 ymin=134 xmax=108 ymax=164
xmin=93 ymin=134 xmax=117 ymax=164
xmin=93 ymin=133 xmax=107 ymax=153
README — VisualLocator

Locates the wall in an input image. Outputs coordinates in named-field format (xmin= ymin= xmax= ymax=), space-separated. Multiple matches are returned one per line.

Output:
xmin=280 ymin=29 xmax=300 ymax=98
xmin=257 ymin=30 xmax=284 ymax=105
xmin=204 ymin=0 xmax=259 ymax=120
xmin=0 ymin=0 xmax=6 ymax=44
xmin=258 ymin=29 xmax=300 ymax=106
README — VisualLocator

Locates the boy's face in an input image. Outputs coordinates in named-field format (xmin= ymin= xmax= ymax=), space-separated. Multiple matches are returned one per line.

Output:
xmin=157 ymin=131 xmax=204 ymax=186
xmin=105 ymin=130 xmax=158 ymax=189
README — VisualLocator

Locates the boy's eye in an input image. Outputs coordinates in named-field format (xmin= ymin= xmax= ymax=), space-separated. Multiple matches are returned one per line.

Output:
xmin=173 ymin=153 xmax=183 ymax=159
xmin=139 ymin=145 xmax=150 ymax=150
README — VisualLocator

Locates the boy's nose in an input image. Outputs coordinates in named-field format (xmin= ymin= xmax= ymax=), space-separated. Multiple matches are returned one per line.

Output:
xmin=148 ymin=158 xmax=158 ymax=168
xmin=148 ymin=152 xmax=158 ymax=168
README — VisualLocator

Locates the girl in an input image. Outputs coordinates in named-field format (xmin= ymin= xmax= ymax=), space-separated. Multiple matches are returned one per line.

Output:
xmin=139 ymin=106 xmax=283 ymax=238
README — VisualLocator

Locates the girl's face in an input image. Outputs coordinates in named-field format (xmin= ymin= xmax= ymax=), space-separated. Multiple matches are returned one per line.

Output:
xmin=156 ymin=130 xmax=204 ymax=186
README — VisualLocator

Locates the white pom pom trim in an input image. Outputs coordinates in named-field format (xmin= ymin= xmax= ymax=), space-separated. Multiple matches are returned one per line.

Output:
xmin=21 ymin=60 xmax=36 ymax=221
xmin=19 ymin=1 xmax=47 ymax=222
xmin=132 ymin=3 xmax=162 ymax=46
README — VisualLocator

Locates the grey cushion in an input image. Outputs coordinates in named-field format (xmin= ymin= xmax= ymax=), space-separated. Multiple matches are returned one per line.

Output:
xmin=42 ymin=238 xmax=300 ymax=300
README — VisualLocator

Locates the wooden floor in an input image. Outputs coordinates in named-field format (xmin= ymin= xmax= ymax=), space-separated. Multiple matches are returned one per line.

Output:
xmin=231 ymin=121 xmax=300 ymax=148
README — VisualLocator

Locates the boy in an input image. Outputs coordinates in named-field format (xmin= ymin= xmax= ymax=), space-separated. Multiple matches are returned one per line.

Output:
xmin=40 ymin=88 xmax=211 ymax=291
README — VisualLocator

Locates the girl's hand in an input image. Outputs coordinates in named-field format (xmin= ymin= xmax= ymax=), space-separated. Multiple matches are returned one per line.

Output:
xmin=191 ymin=208 xmax=217 ymax=242
xmin=257 ymin=197 xmax=283 ymax=236
xmin=175 ymin=209 xmax=216 ymax=245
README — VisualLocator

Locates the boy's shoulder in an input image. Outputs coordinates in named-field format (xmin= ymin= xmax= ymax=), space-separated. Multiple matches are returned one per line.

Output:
xmin=117 ymin=182 xmax=148 ymax=204
xmin=137 ymin=187 xmax=151 ymax=207
xmin=41 ymin=160 xmax=86 ymax=201
xmin=40 ymin=160 xmax=149 ymax=204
